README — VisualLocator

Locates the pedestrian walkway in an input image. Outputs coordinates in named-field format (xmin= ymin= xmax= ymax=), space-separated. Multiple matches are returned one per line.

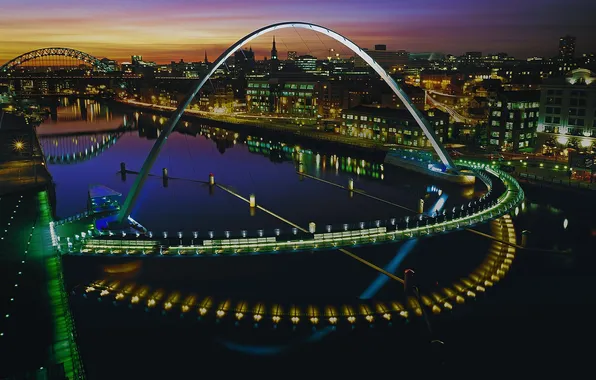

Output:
xmin=0 ymin=190 xmax=84 ymax=379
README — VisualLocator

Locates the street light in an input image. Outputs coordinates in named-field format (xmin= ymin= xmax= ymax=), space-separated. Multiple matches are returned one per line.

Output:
xmin=12 ymin=140 xmax=25 ymax=152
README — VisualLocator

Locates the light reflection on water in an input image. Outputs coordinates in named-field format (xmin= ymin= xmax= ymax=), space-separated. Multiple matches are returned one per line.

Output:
xmin=40 ymin=99 xmax=482 ymax=236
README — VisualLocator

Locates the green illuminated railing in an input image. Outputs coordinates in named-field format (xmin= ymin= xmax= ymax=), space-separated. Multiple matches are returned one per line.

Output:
xmin=39 ymin=191 xmax=85 ymax=379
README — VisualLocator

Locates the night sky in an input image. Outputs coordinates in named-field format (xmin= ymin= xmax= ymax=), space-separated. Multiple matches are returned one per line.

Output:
xmin=1 ymin=0 xmax=595 ymax=63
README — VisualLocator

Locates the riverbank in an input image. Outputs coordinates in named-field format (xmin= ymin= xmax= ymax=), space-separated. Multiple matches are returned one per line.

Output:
xmin=0 ymin=190 xmax=84 ymax=379
xmin=115 ymin=99 xmax=390 ymax=153
xmin=0 ymin=111 xmax=52 ymax=196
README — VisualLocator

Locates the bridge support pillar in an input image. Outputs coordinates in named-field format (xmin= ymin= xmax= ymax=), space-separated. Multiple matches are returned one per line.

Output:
xmin=348 ymin=178 xmax=354 ymax=191
xmin=403 ymin=269 xmax=416 ymax=309
xmin=521 ymin=230 xmax=530 ymax=248
xmin=120 ymin=162 xmax=126 ymax=181
xmin=209 ymin=173 xmax=215 ymax=186
xmin=309 ymin=222 xmax=316 ymax=234
xmin=249 ymin=194 xmax=256 ymax=208
xmin=404 ymin=269 xmax=415 ymax=294
xmin=162 ymin=168 xmax=168 ymax=188
xmin=418 ymin=199 xmax=424 ymax=214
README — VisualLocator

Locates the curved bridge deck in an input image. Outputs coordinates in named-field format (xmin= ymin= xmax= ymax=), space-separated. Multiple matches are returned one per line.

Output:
xmin=56 ymin=164 xmax=522 ymax=257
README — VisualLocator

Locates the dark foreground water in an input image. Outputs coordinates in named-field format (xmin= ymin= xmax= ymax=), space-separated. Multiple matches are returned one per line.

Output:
xmin=38 ymin=98 xmax=596 ymax=377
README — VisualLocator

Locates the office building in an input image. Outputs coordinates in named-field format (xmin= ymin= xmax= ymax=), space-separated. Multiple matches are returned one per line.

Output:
xmin=340 ymin=106 xmax=449 ymax=145
xmin=246 ymin=74 xmax=320 ymax=118
xmin=295 ymin=55 xmax=317 ymax=73
xmin=487 ymin=91 xmax=540 ymax=152
xmin=536 ymin=68 xmax=596 ymax=154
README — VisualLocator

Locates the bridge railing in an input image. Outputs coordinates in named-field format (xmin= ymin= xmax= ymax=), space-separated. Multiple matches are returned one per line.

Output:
xmin=54 ymin=162 xmax=523 ymax=256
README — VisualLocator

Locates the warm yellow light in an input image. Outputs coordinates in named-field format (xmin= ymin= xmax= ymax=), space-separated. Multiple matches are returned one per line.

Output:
xmin=557 ymin=136 xmax=568 ymax=145
xmin=13 ymin=140 xmax=25 ymax=151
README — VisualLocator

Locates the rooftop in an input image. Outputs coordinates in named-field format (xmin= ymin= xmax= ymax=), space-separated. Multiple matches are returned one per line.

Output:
xmin=88 ymin=184 xmax=121 ymax=199
xmin=543 ymin=68 xmax=596 ymax=87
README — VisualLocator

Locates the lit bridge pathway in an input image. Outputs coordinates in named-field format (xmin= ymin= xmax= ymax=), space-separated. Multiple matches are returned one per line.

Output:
xmin=76 ymin=214 xmax=518 ymax=329
xmin=56 ymin=164 xmax=523 ymax=263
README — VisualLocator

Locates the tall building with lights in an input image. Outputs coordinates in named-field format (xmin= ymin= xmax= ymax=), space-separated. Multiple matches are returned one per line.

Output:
xmin=246 ymin=74 xmax=320 ymax=118
xmin=487 ymin=91 xmax=540 ymax=152
xmin=295 ymin=55 xmax=317 ymax=73
xmin=559 ymin=35 xmax=576 ymax=60
xmin=233 ymin=48 xmax=255 ymax=99
xmin=536 ymin=68 xmax=596 ymax=154
xmin=340 ymin=106 xmax=449 ymax=145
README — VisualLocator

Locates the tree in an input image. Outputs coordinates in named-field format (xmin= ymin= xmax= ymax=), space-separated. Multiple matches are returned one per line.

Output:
xmin=473 ymin=122 xmax=488 ymax=147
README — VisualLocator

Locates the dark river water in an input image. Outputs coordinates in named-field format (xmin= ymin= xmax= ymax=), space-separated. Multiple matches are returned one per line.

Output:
xmin=35 ymin=97 xmax=596 ymax=377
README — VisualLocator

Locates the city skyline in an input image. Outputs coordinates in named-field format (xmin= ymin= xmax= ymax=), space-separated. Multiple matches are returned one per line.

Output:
xmin=1 ymin=0 xmax=595 ymax=64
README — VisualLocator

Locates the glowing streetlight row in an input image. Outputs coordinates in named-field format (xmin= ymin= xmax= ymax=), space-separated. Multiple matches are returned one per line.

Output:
xmin=0 ymin=196 xmax=34 ymax=344
xmin=80 ymin=214 xmax=517 ymax=329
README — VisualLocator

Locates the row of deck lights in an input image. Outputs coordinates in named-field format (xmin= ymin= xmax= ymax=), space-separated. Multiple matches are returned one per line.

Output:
xmin=67 ymin=204 xmax=518 ymax=256
xmin=75 ymin=196 xmax=495 ymax=244
xmin=84 ymin=282 xmax=410 ymax=326
xmin=82 ymin=215 xmax=516 ymax=328
xmin=58 ymin=166 xmax=522 ymax=256
xmin=1 ymin=196 xmax=34 ymax=341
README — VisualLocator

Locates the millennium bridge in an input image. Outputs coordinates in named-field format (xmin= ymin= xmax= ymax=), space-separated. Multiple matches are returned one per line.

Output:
xmin=33 ymin=22 xmax=525 ymax=328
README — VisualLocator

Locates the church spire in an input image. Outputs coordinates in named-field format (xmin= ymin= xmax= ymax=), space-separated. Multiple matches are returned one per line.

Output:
xmin=271 ymin=36 xmax=278 ymax=60
xmin=204 ymin=50 xmax=208 ymax=64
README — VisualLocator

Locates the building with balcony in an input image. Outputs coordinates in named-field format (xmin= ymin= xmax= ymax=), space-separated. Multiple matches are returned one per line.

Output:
xmin=340 ymin=105 xmax=449 ymax=145
xmin=536 ymin=68 xmax=596 ymax=154
xmin=487 ymin=91 xmax=540 ymax=152
xmin=246 ymin=74 xmax=320 ymax=117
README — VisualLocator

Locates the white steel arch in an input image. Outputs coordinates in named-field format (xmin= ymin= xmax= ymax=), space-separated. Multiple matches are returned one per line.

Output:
xmin=117 ymin=21 xmax=456 ymax=223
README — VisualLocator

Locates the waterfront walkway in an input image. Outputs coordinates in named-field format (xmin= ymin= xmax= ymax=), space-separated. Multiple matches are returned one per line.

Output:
xmin=0 ymin=112 xmax=52 ymax=196
xmin=118 ymin=99 xmax=389 ymax=151
xmin=0 ymin=190 xmax=83 ymax=379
